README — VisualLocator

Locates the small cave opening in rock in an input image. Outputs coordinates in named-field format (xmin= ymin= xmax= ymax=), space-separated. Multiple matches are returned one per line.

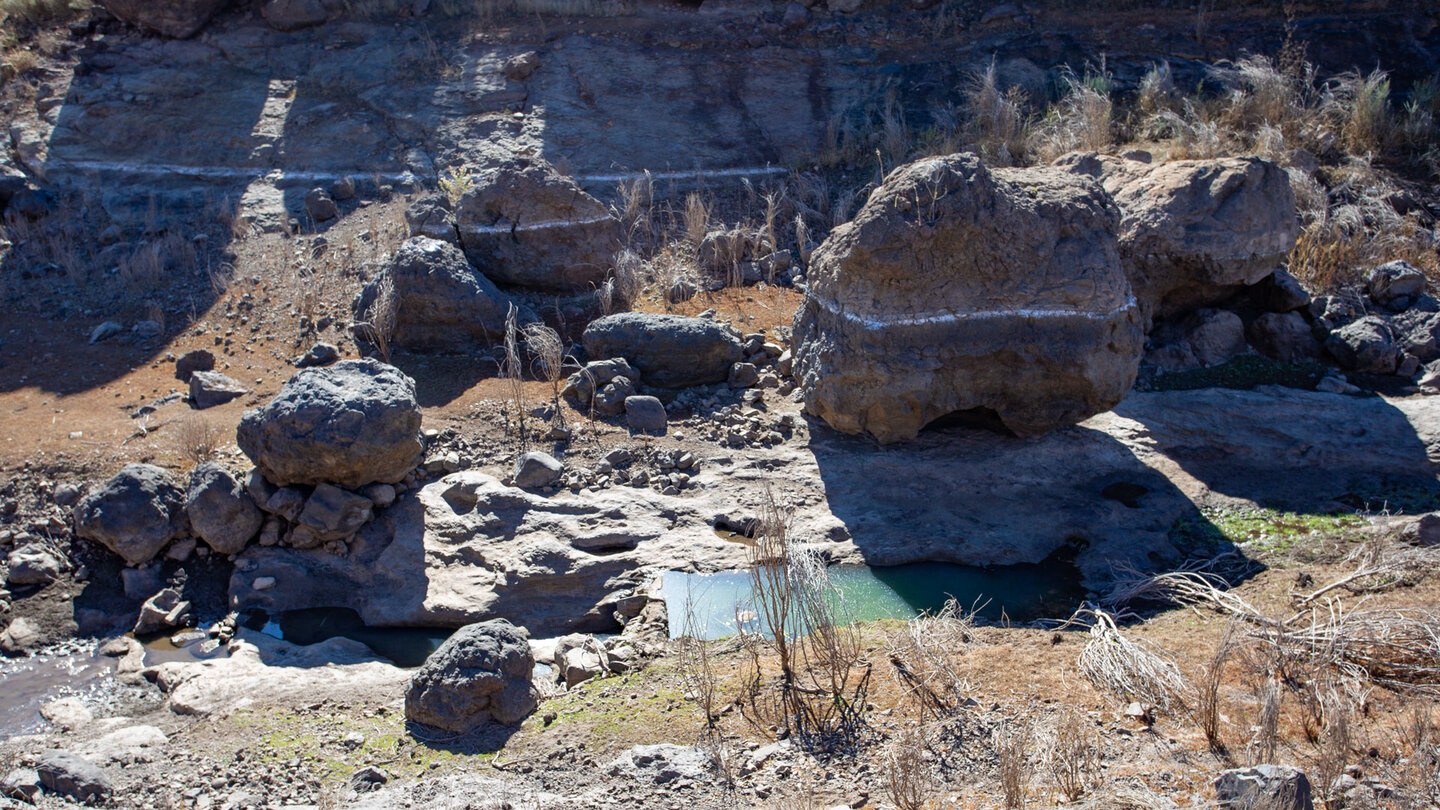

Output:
xmin=921 ymin=407 xmax=1017 ymax=436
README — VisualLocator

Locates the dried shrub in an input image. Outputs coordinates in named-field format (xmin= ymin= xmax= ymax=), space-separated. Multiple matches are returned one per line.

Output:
xmin=994 ymin=719 xmax=1033 ymax=810
xmin=1076 ymin=609 xmax=1189 ymax=713
xmin=174 ymin=414 xmax=224 ymax=466
xmin=883 ymin=727 xmax=935 ymax=810
xmin=1043 ymin=707 xmax=1102 ymax=802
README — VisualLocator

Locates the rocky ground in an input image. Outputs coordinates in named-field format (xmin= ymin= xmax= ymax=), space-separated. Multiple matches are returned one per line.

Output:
xmin=2 ymin=1 xmax=1440 ymax=809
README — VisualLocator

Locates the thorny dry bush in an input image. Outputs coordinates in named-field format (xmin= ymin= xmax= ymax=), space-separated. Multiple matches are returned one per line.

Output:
xmin=173 ymin=413 xmax=224 ymax=467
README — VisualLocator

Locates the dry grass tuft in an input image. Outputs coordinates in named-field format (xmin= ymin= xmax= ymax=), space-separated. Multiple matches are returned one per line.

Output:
xmin=174 ymin=414 xmax=224 ymax=467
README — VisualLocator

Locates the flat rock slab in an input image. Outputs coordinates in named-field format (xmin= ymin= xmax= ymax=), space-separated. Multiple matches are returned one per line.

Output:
xmin=232 ymin=387 xmax=1440 ymax=629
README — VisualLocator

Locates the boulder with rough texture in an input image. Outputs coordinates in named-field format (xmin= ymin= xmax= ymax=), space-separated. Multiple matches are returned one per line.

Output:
xmin=1247 ymin=312 xmax=1320 ymax=363
xmin=353 ymin=237 xmax=522 ymax=352
xmin=174 ymin=349 xmax=216 ymax=382
xmin=625 ymin=396 xmax=667 ymax=434
xmin=1144 ymin=309 xmax=1247 ymax=372
xmin=1058 ymin=153 xmax=1298 ymax=320
xmin=555 ymin=633 xmax=610 ymax=687
xmin=133 ymin=587 xmax=192 ymax=636
xmin=1368 ymin=260 xmax=1427 ymax=308
xmin=513 ymin=452 xmax=563 ymax=489
xmin=289 ymin=484 xmax=373 ymax=549
xmin=1215 ymin=765 xmax=1313 ymax=810
xmin=607 ymin=744 xmax=714 ymax=784
xmin=189 ymin=370 xmax=249 ymax=409
xmin=455 ymin=158 xmax=617 ymax=291
xmin=1325 ymin=316 xmax=1399 ymax=374
xmin=36 ymin=750 xmax=111 ymax=804
xmin=97 ymin=0 xmax=230 ymax=38
xmin=583 ymin=313 xmax=744 ymax=389
xmin=237 ymin=360 xmax=423 ymax=489
xmin=793 ymin=153 xmax=1143 ymax=442
xmin=185 ymin=463 xmax=263 ymax=555
xmin=5 ymin=544 xmax=62 ymax=586
xmin=562 ymin=358 xmax=641 ymax=406
xmin=404 ymin=620 xmax=538 ymax=731
xmin=74 ymin=464 xmax=189 ymax=566
xmin=294 ymin=342 xmax=340 ymax=368
xmin=404 ymin=197 xmax=458 ymax=244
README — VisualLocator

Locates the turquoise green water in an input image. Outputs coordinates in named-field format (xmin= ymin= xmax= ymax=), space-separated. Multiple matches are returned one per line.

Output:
xmin=660 ymin=560 xmax=1085 ymax=640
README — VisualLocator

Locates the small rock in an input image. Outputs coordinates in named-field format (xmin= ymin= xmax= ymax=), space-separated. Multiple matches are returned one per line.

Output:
xmin=1368 ymin=260 xmax=1427 ymax=307
xmin=5 ymin=544 xmax=62 ymax=586
xmin=1316 ymin=375 xmax=1362 ymax=395
xmin=1215 ymin=765 xmax=1313 ymax=810
xmin=514 ymin=452 xmax=563 ymax=489
xmin=36 ymin=750 xmax=111 ymax=804
xmin=189 ymin=370 xmax=250 ymax=409
xmin=728 ymin=362 xmax=760 ymax=389
xmin=624 ymin=396 xmax=667 ymax=435
xmin=133 ymin=587 xmax=192 ymax=636
xmin=349 ymin=766 xmax=388 ymax=793
xmin=294 ymin=343 xmax=340 ymax=368
xmin=252 ymin=576 xmax=276 ymax=591
xmin=0 ymin=768 xmax=40 ymax=803
xmin=305 ymin=187 xmax=340 ymax=221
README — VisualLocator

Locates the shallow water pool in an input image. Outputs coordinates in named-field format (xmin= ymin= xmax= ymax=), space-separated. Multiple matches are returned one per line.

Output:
xmin=659 ymin=559 xmax=1085 ymax=640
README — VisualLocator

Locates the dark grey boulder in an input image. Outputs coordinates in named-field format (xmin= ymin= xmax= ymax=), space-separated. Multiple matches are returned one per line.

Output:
xmin=592 ymin=376 xmax=635 ymax=416
xmin=513 ymin=452 xmax=563 ymax=489
xmin=74 ymin=464 xmax=189 ymax=566
xmin=562 ymin=358 xmax=641 ymax=407
xmin=288 ymin=484 xmax=373 ymax=549
xmin=404 ymin=619 xmax=538 ymax=732
xmin=353 ymin=236 xmax=523 ymax=352
xmin=96 ymin=0 xmax=229 ymax=38
xmin=1247 ymin=312 xmax=1320 ymax=363
xmin=185 ymin=463 xmax=263 ymax=556
xmin=238 ymin=360 xmax=423 ymax=489
xmin=1325 ymin=316 xmax=1399 ymax=374
xmin=404 ymin=197 xmax=458 ymax=244
xmin=1260 ymin=268 xmax=1312 ymax=313
xmin=174 ymin=349 xmax=216 ymax=382
xmin=1144 ymin=309 xmax=1247 ymax=373
xmin=189 ymin=370 xmax=249 ymax=409
xmin=583 ymin=313 xmax=743 ymax=389
xmin=1368 ymin=260 xmax=1426 ymax=308
xmin=625 ymin=396 xmax=667 ymax=434
xmin=36 ymin=749 xmax=111 ymax=804
xmin=294 ymin=343 xmax=340 ymax=368
xmin=1215 ymin=764 xmax=1313 ymax=810
xmin=304 ymin=187 xmax=339 ymax=222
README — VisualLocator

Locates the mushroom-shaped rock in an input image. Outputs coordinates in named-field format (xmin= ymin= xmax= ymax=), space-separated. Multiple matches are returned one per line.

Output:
xmin=74 ymin=464 xmax=189 ymax=566
xmin=404 ymin=619 xmax=538 ymax=732
xmin=237 ymin=359 xmax=423 ymax=489
xmin=792 ymin=152 xmax=1143 ymax=443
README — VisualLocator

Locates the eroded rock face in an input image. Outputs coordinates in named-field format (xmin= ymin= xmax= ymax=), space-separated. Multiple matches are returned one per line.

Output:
xmin=74 ymin=464 xmax=189 ymax=566
xmin=352 ymin=237 xmax=522 ymax=352
xmin=404 ymin=620 xmax=538 ymax=731
xmin=237 ymin=360 xmax=423 ymax=489
xmin=455 ymin=158 xmax=617 ymax=291
xmin=583 ymin=313 xmax=744 ymax=389
xmin=1057 ymin=153 xmax=1299 ymax=321
xmin=792 ymin=153 xmax=1144 ymax=442
xmin=97 ymin=0 xmax=230 ymax=38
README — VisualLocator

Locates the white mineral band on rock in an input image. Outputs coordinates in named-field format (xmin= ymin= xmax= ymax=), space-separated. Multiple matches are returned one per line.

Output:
xmin=459 ymin=213 xmax=614 ymax=235
xmin=807 ymin=292 xmax=1139 ymax=329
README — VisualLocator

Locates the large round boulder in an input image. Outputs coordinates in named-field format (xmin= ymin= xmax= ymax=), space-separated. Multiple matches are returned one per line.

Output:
xmin=96 ymin=0 xmax=231 ymax=38
xmin=455 ymin=157 xmax=618 ymax=291
xmin=352 ymin=236 xmax=526 ymax=352
xmin=185 ymin=463 xmax=264 ymax=555
xmin=237 ymin=359 xmax=423 ymax=489
xmin=792 ymin=153 xmax=1144 ymax=443
xmin=1057 ymin=152 xmax=1299 ymax=322
xmin=405 ymin=619 xmax=539 ymax=732
xmin=582 ymin=313 xmax=743 ymax=388
xmin=74 ymin=464 xmax=189 ymax=566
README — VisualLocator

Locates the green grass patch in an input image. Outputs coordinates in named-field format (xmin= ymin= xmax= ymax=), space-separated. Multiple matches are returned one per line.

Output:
xmin=1171 ymin=507 xmax=1367 ymax=554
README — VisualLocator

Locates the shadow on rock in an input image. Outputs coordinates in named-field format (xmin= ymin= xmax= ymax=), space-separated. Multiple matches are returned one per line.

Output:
xmin=1112 ymin=387 xmax=1440 ymax=514
xmin=803 ymin=411 xmax=1237 ymax=590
